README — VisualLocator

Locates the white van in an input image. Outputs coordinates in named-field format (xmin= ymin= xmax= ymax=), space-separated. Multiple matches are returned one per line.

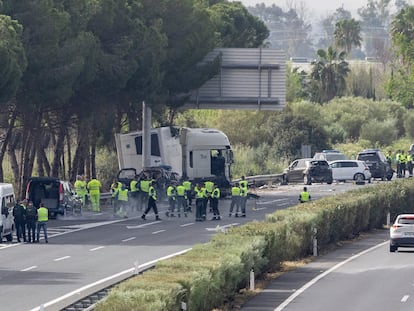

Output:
xmin=0 ymin=183 xmax=15 ymax=242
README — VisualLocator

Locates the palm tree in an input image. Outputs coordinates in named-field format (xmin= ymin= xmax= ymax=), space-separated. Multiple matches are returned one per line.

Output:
xmin=310 ymin=46 xmax=350 ymax=103
xmin=334 ymin=18 xmax=362 ymax=55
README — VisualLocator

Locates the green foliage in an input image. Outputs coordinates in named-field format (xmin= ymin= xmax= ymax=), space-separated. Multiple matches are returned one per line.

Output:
xmin=309 ymin=46 xmax=350 ymax=103
xmin=360 ymin=118 xmax=397 ymax=146
xmin=95 ymin=147 xmax=119 ymax=191
xmin=0 ymin=14 xmax=26 ymax=104
xmin=208 ymin=2 xmax=269 ymax=48
xmin=403 ymin=110 xmax=414 ymax=139
xmin=334 ymin=18 xmax=362 ymax=54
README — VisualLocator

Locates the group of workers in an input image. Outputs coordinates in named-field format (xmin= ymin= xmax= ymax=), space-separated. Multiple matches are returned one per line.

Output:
xmin=386 ymin=150 xmax=414 ymax=178
xmin=74 ymin=175 xmax=102 ymax=212
xmin=106 ymin=175 xmax=251 ymax=221
xmin=13 ymin=200 xmax=49 ymax=243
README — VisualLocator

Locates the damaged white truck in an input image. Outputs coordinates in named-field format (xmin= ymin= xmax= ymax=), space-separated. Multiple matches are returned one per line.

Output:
xmin=115 ymin=126 xmax=234 ymax=193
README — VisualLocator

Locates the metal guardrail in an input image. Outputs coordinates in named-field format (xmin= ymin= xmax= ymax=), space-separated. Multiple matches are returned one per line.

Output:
xmin=233 ymin=173 xmax=283 ymax=186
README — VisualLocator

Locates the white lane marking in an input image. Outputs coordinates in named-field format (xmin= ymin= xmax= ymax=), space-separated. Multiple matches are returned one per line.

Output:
xmin=401 ymin=295 xmax=409 ymax=302
xmin=180 ymin=223 xmax=194 ymax=227
xmin=127 ymin=221 xmax=162 ymax=229
xmin=29 ymin=248 xmax=193 ymax=311
xmin=90 ymin=246 xmax=105 ymax=252
xmin=122 ymin=237 xmax=136 ymax=242
xmin=54 ymin=256 xmax=71 ymax=262
xmin=274 ymin=240 xmax=388 ymax=311
xmin=278 ymin=202 xmax=289 ymax=206
xmin=256 ymin=198 xmax=288 ymax=205
xmin=21 ymin=266 xmax=37 ymax=272
xmin=152 ymin=230 xmax=166 ymax=234
xmin=0 ymin=244 xmax=18 ymax=250
xmin=206 ymin=223 xmax=240 ymax=231
xmin=263 ymin=289 xmax=296 ymax=293
xmin=252 ymin=207 xmax=267 ymax=211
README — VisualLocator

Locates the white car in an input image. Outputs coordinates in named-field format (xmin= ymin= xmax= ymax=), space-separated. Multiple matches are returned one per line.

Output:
xmin=329 ymin=160 xmax=371 ymax=182
xmin=390 ymin=214 xmax=414 ymax=252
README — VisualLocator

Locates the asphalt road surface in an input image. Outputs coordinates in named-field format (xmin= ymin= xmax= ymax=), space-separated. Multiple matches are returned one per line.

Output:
xmin=0 ymin=181 xmax=378 ymax=311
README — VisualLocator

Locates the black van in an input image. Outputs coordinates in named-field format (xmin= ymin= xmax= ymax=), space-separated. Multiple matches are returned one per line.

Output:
xmin=25 ymin=177 xmax=81 ymax=218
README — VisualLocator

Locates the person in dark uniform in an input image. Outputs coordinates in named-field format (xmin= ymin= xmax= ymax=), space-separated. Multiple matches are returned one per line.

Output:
xmin=13 ymin=200 xmax=27 ymax=243
xmin=25 ymin=201 xmax=37 ymax=243
xmin=141 ymin=181 xmax=161 ymax=221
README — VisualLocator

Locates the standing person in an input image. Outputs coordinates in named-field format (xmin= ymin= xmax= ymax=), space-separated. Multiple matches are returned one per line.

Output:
xmin=110 ymin=178 xmax=122 ymax=214
xmin=87 ymin=176 xmax=102 ymax=212
xmin=299 ymin=187 xmax=311 ymax=203
xmin=141 ymin=181 xmax=161 ymax=221
xmin=176 ymin=183 xmax=187 ymax=217
xmin=400 ymin=150 xmax=407 ymax=178
xmin=239 ymin=176 xmax=248 ymax=217
xmin=386 ymin=150 xmax=393 ymax=168
xmin=129 ymin=175 xmax=140 ymax=212
xmin=229 ymin=183 xmax=241 ymax=217
xmin=204 ymin=180 xmax=214 ymax=212
xmin=211 ymin=184 xmax=221 ymax=220
xmin=25 ymin=201 xmax=37 ymax=243
xmin=395 ymin=150 xmax=402 ymax=178
xmin=182 ymin=178 xmax=193 ymax=212
xmin=139 ymin=174 xmax=150 ymax=211
xmin=116 ymin=183 xmax=129 ymax=217
xmin=166 ymin=183 xmax=177 ymax=217
xmin=194 ymin=183 xmax=206 ymax=222
xmin=36 ymin=202 xmax=48 ymax=243
xmin=13 ymin=200 xmax=26 ymax=243
xmin=407 ymin=150 xmax=413 ymax=177
xmin=74 ymin=175 xmax=87 ymax=209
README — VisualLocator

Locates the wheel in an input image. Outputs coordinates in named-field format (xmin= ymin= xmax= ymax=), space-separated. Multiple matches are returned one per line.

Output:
xmin=326 ymin=178 xmax=333 ymax=185
xmin=390 ymin=244 xmax=397 ymax=252
xmin=354 ymin=173 xmax=366 ymax=185
xmin=304 ymin=175 xmax=312 ymax=185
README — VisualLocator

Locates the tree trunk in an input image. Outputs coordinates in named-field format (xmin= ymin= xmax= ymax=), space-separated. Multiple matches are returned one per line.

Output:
xmin=0 ymin=104 xmax=18 ymax=182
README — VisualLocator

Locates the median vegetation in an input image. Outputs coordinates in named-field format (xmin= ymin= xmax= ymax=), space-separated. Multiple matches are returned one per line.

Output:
xmin=95 ymin=179 xmax=414 ymax=311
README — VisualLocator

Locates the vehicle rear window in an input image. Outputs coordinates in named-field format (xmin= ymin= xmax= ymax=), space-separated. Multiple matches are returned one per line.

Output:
xmin=398 ymin=217 xmax=414 ymax=224
xmin=357 ymin=153 xmax=378 ymax=162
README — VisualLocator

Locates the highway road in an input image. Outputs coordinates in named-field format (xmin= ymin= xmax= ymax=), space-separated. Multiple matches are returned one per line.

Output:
xmin=271 ymin=229 xmax=414 ymax=311
xmin=0 ymin=181 xmax=375 ymax=311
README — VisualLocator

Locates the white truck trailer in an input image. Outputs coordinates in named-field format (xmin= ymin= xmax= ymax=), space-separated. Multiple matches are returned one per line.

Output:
xmin=115 ymin=126 xmax=233 ymax=190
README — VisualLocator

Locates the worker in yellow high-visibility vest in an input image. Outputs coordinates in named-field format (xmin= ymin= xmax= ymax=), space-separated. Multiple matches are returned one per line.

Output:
xmin=87 ymin=177 xmax=102 ymax=212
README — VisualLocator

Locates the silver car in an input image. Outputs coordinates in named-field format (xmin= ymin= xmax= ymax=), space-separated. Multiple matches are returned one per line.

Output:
xmin=390 ymin=214 xmax=414 ymax=252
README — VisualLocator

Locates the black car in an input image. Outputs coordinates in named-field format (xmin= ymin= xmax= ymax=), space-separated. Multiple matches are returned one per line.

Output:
xmin=282 ymin=158 xmax=333 ymax=185
xmin=356 ymin=149 xmax=393 ymax=180
xmin=25 ymin=177 xmax=82 ymax=218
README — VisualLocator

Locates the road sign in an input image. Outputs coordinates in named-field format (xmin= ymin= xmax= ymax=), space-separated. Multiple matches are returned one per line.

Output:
xmin=186 ymin=48 xmax=286 ymax=111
